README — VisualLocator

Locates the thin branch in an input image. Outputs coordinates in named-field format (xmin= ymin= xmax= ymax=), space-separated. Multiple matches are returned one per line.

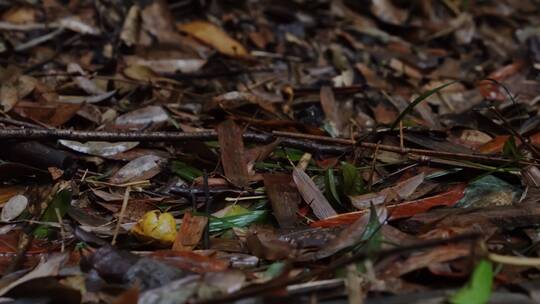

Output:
xmin=0 ymin=128 xmax=535 ymax=165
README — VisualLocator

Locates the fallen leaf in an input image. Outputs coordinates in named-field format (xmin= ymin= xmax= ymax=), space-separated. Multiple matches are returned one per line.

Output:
xmin=312 ymin=184 xmax=466 ymax=227
xmin=293 ymin=167 xmax=337 ymax=220
xmin=350 ymin=173 xmax=425 ymax=209
xmin=172 ymin=211 xmax=208 ymax=251
xmin=110 ymin=155 xmax=166 ymax=184
xmin=0 ymin=253 xmax=68 ymax=296
xmin=112 ymin=105 xmax=169 ymax=130
xmin=59 ymin=140 xmax=139 ymax=157
xmin=217 ymin=120 xmax=250 ymax=187
xmin=13 ymin=101 xmax=81 ymax=127
xmin=263 ymin=173 xmax=300 ymax=228
xmin=1 ymin=194 xmax=28 ymax=221
xmin=177 ymin=21 xmax=248 ymax=58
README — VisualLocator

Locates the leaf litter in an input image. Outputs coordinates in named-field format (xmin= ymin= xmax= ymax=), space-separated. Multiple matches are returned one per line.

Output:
xmin=0 ymin=0 xmax=540 ymax=303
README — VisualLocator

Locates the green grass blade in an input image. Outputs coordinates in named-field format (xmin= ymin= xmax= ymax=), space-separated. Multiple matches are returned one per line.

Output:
xmin=390 ymin=80 xmax=457 ymax=130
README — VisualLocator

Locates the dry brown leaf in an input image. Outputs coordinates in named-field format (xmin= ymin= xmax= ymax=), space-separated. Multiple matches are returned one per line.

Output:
xmin=217 ymin=120 xmax=250 ymax=188
xmin=177 ymin=21 xmax=248 ymax=58
xmin=351 ymin=173 xmax=425 ymax=209
xmin=292 ymin=167 xmax=337 ymax=220
xmin=172 ymin=211 xmax=208 ymax=251
xmin=13 ymin=101 xmax=81 ymax=127
xmin=2 ymin=6 xmax=36 ymax=24
xmin=263 ymin=173 xmax=300 ymax=228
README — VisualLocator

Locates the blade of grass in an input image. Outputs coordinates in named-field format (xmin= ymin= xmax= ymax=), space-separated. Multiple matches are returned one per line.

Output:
xmin=390 ymin=81 xmax=457 ymax=130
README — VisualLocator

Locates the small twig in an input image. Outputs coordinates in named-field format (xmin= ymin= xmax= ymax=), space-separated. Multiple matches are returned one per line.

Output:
xmin=112 ymin=186 xmax=130 ymax=246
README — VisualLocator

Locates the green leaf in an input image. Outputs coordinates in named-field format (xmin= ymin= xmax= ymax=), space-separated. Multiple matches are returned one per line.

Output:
xmin=34 ymin=189 xmax=72 ymax=239
xmin=390 ymin=81 xmax=457 ymax=130
xmin=450 ymin=259 xmax=493 ymax=304
xmin=272 ymin=148 xmax=305 ymax=162
xmin=341 ymin=162 xmax=364 ymax=195
xmin=223 ymin=205 xmax=250 ymax=217
xmin=171 ymin=160 xmax=203 ymax=182
xmin=361 ymin=204 xmax=382 ymax=253
xmin=325 ymin=169 xmax=342 ymax=205
xmin=209 ymin=210 xmax=268 ymax=232
xmin=263 ymin=262 xmax=286 ymax=280
xmin=502 ymin=136 xmax=521 ymax=160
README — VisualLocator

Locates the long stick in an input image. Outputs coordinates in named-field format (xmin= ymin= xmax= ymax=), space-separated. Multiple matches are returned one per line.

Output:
xmin=0 ymin=128 xmax=534 ymax=165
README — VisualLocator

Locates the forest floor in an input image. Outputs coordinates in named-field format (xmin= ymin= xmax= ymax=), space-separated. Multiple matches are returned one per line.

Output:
xmin=0 ymin=0 xmax=540 ymax=303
